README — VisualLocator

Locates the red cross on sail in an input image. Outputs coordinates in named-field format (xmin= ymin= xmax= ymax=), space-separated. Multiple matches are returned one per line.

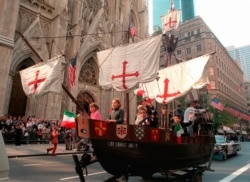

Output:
xmin=28 ymin=70 xmax=46 ymax=94
xmin=20 ymin=55 xmax=64 ymax=96
xmin=162 ymin=9 xmax=181 ymax=34
xmin=139 ymin=55 xmax=210 ymax=104
xmin=156 ymin=78 xmax=181 ymax=103
xmin=111 ymin=61 xmax=139 ymax=89
xmin=97 ymin=35 xmax=161 ymax=91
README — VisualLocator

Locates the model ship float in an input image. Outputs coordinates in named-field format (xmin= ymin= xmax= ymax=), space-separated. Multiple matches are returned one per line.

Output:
xmin=73 ymin=2 xmax=215 ymax=182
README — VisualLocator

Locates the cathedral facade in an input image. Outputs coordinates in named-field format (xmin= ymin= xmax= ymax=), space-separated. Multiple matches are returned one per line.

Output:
xmin=0 ymin=0 xmax=148 ymax=122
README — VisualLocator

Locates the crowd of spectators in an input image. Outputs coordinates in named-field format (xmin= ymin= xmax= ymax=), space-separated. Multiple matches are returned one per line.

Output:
xmin=0 ymin=114 xmax=67 ymax=144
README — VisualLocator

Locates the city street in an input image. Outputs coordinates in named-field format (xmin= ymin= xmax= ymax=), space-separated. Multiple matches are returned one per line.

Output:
xmin=6 ymin=142 xmax=250 ymax=181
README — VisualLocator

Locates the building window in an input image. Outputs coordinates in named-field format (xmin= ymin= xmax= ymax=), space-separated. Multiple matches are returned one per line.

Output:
xmin=210 ymin=81 xmax=216 ymax=89
xmin=197 ymin=44 xmax=202 ymax=52
xmin=79 ymin=58 xmax=98 ymax=85
xmin=208 ymin=43 xmax=212 ymax=50
xmin=186 ymin=47 xmax=191 ymax=54
xmin=209 ymin=67 xmax=214 ymax=76
xmin=177 ymin=50 xmax=181 ymax=56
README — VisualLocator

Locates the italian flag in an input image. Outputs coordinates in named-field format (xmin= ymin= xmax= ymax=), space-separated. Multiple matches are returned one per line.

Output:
xmin=60 ymin=110 xmax=77 ymax=128
xmin=174 ymin=123 xmax=183 ymax=144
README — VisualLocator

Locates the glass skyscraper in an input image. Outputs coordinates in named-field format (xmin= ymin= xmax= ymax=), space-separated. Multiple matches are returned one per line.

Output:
xmin=148 ymin=0 xmax=194 ymax=35
xmin=227 ymin=45 xmax=250 ymax=82
xmin=181 ymin=0 xmax=195 ymax=22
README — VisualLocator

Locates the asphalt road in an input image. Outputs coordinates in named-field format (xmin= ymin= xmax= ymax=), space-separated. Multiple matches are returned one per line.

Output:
xmin=8 ymin=142 xmax=250 ymax=182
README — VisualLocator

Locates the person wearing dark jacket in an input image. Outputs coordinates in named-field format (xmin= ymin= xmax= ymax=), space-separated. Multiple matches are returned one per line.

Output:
xmin=107 ymin=98 xmax=124 ymax=124
xmin=14 ymin=124 xmax=22 ymax=146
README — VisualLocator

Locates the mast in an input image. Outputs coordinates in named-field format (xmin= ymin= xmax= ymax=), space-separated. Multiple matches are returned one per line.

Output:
xmin=161 ymin=0 xmax=180 ymax=128
xmin=62 ymin=84 xmax=87 ymax=113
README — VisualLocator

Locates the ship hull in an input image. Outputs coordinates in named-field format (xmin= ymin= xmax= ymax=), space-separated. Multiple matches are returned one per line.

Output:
xmin=87 ymin=120 xmax=215 ymax=177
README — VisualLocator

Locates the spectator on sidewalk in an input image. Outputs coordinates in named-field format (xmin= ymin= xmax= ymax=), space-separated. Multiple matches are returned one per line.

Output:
xmin=64 ymin=128 xmax=73 ymax=150
xmin=14 ymin=124 xmax=22 ymax=146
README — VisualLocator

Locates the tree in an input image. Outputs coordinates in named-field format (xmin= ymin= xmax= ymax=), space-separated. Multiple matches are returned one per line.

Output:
xmin=209 ymin=107 xmax=239 ymax=131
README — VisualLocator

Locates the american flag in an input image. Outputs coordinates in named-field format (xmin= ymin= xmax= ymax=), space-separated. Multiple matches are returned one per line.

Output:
xmin=210 ymin=97 xmax=224 ymax=111
xmin=68 ymin=56 xmax=77 ymax=89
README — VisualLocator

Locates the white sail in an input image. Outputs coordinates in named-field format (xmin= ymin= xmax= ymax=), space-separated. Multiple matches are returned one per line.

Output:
xmin=97 ymin=35 xmax=162 ymax=91
xmin=20 ymin=55 xmax=64 ymax=96
xmin=162 ymin=10 xmax=181 ymax=34
xmin=137 ymin=55 xmax=210 ymax=104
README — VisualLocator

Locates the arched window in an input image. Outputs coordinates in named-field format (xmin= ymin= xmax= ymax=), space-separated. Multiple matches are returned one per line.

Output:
xmin=79 ymin=58 xmax=98 ymax=85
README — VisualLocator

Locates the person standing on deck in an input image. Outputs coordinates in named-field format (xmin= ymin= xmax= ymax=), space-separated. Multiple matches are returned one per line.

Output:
xmin=173 ymin=114 xmax=184 ymax=143
xmin=107 ymin=98 xmax=124 ymax=124
xmin=89 ymin=102 xmax=102 ymax=120
xmin=183 ymin=100 xmax=206 ymax=136
xmin=183 ymin=102 xmax=196 ymax=135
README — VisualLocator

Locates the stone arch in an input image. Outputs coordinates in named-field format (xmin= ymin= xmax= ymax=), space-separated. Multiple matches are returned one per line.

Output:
xmin=78 ymin=44 xmax=104 ymax=86
xmin=8 ymin=57 xmax=35 ymax=117
xmin=76 ymin=44 xmax=106 ymax=116
xmin=76 ymin=91 xmax=95 ymax=114
xmin=6 ymin=49 xmax=41 ymax=117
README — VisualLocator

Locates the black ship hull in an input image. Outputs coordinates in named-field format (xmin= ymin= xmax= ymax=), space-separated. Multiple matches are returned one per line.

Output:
xmin=88 ymin=119 xmax=215 ymax=177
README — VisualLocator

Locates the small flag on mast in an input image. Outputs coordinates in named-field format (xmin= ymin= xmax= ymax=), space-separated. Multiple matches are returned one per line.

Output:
xmin=162 ymin=9 xmax=181 ymax=34
xmin=129 ymin=25 xmax=136 ymax=38
xmin=129 ymin=18 xmax=136 ymax=38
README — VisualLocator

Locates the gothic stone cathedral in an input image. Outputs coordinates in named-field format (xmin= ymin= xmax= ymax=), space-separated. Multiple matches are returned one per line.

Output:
xmin=0 ymin=0 xmax=148 ymax=122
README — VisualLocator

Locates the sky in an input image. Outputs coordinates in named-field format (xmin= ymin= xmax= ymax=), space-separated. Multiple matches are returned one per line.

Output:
xmin=195 ymin=0 xmax=250 ymax=48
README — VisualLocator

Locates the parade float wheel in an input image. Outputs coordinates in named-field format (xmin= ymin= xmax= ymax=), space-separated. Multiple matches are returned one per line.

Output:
xmin=191 ymin=170 xmax=202 ymax=182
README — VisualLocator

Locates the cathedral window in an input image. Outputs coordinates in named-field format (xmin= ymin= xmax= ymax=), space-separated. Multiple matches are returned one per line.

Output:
xmin=79 ymin=58 xmax=98 ymax=85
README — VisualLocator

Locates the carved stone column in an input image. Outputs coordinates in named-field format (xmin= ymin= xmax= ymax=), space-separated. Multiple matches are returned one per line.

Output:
xmin=0 ymin=0 xmax=20 ymax=115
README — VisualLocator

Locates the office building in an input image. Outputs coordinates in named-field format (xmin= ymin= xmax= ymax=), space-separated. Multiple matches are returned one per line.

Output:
xmin=227 ymin=45 xmax=250 ymax=82
xmin=243 ymin=82 xmax=250 ymax=113
xmin=181 ymin=0 xmax=195 ymax=22
xmin=174 ymin=16 xmax=247 ymax=113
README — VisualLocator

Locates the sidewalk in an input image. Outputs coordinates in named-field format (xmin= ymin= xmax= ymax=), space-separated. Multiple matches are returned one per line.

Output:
xmin=5 ymin=143 xmax=83 ymax=158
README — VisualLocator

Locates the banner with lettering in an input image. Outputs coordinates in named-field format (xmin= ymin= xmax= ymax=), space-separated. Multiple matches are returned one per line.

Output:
xmin=20 ymin=55 xmax=64 ymax=96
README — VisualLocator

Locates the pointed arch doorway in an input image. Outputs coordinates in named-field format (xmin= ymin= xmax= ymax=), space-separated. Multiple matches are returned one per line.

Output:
xmin=76 ymin=92 xmax=95 ymax=115
xmin=8 ymin=58 xmax=35 ymax=117
xmin=8 ymin=74 xmax=27 ymax=116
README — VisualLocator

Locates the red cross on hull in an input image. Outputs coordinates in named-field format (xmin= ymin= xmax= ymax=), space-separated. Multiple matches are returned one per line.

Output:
xmin=157 ymin=78 xmax=181 ymax=103
xmin=28 ymin=70 xmax=46 ymax=94
xmin=111 ymin=60 xmax=139 ymax=89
